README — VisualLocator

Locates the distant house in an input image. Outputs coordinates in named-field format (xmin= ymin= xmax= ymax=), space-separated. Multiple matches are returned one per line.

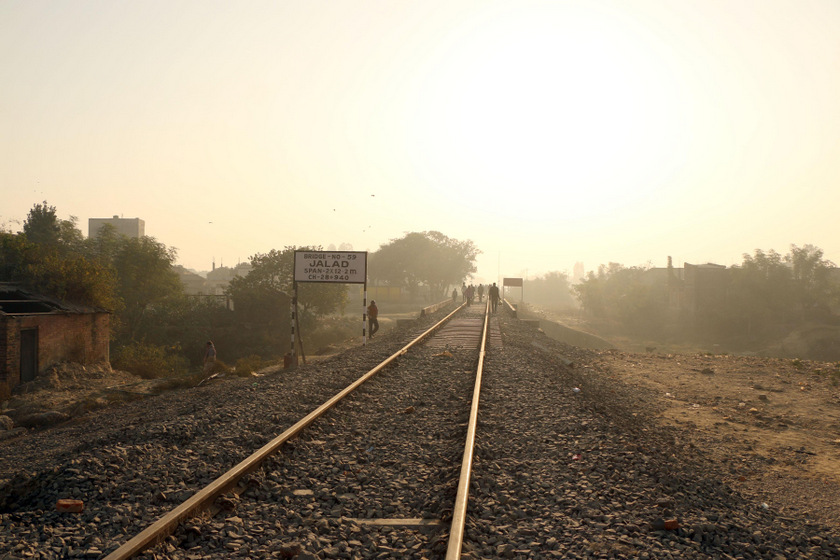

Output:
xmin=0 ymin=284 xmax=110 ymax=393
xmin=205 ymin=262 xmax=252 ymax=295
xmin=641 ymin=259 xmax=728 ymax=330
xmin=174 ymin=265 xmax=209 ymax=295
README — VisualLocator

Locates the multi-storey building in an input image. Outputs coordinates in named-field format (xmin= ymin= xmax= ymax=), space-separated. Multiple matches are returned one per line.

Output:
xmin=88 ymin=215 xmax=145 ymax=239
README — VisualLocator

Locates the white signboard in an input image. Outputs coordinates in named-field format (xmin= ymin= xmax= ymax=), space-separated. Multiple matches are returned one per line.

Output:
xmin=294 ymin=251 xmax=367 ymax=284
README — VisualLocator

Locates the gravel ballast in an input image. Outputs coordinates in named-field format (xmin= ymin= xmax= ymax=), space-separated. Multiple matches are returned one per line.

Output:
xmin=1 ymin=305 xmax=838 ymax=559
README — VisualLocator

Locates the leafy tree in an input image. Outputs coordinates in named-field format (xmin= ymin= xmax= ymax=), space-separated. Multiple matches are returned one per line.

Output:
xmin=0 ymin=231 xmax=37 ymax=282
xmin=369 ymin=231 xmax=480 ymax=299
xmin=135 ymin=296 xmax=241 ymax=367
xmin=786 ymin=244 xmax=837 ymax=318
xmin=726 ymin=249 xmax=794 ymax=336
xmin=573 ymin=262 xmax=625 ymax=318
xmin=22 ymin=201 xmax=61 ymax=246
xmin=525 ymin=271 xmax=575 ymax=308
xmin=26 ymin=251 xmax=118 ymax=310
xmin=573 ymin=263 xmax=666 ymax=335
xmin=724 ymin=245 xmax=838 ymax=338
xmin=81 ymin=223 xmax=123 ymax=264
xmin=0 ymin=229 xmax=117 ymax=310
xmin=109 ymin=236 xmax=183 ymax=339
xmin=58 ymin=215 xmax=85 ymax=250
xmin=227 ymin=246 xmax=348 ymax=330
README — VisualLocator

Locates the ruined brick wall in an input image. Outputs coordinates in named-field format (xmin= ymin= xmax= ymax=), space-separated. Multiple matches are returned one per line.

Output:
xmin=0 ymin=316 xmax=21 ymax=394
xmin=91 ymin=312 xmax=110 ymax=363
xmin=0 ymin=312 xmax=110 ymax=392
xmin=18 ymin=313 xmax=110 ymax=371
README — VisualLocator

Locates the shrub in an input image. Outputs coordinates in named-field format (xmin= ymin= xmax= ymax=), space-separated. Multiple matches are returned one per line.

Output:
xmin=233 ymin=355 xmax=264 ymax=377
xmin=307 ymin=317 xmax=359 ymax=352
xmin=113 ymin=342 xmax=190 ymax=379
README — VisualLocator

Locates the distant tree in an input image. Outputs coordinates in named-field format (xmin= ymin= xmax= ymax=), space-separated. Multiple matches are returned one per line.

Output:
xmin=0 ymin=228 xmax=117 ymax=310
xmin=786 ymin=244 xmax=837 ymax=318
xmin=136 ymin=296 xmax=238 ymax=367
xmin=22 ymin=201 xmax=61 ymax=246
xmin=573 ymin=262 xmax=666 ymax=335
xmin=726 ymin=249 xmax=794 ymax=336
xmin=25 ymin=250 xmax=117 ymax=310
xmin=82 ymin=223 xmax=123 ymax=264
xmin=724 ymin=245 xmax=838 ymax=338
xmin=573 ymin=262 xmax=624 ymax=318
xmin=58 ymin=215 xmax=85 ymax=250
xmin=227 ymin=246 xmax=348 ymax=329
xmin=0 ymin=231 xmax=37 ymax=282
xmin=110 ymin=236 xmax=183 ymax=339
xmin=370 ymin=231 xmax=480 ymax=299
xmin=525 ymin=271 xmax=575 ymax=308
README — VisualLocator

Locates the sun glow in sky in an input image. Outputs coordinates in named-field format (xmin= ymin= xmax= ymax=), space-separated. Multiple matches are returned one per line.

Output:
xmin=2 ymin=0 xmax=840 ymax=282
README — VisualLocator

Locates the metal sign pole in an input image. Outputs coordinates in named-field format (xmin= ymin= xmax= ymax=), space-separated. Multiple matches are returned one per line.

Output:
xmin=295 ymin=297 xmax=306 ymax=365
xmin=363 ymin=280 xmax=368 ymax=346
xmin=291 ymin=282 xmax=298 ymax=366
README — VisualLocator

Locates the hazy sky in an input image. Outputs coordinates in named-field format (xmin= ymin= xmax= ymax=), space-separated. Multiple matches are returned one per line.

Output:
xmin=3 ymin=0 xmax=839 ymax=283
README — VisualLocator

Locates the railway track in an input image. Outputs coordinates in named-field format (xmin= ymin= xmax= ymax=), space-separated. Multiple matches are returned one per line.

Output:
xmin=97 ymin=301 xmax=498 ymax=559
xmin=5 ymin=300 xmax=840 ymax=558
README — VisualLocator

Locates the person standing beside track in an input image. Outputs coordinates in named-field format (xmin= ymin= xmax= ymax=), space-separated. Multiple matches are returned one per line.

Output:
xmin=367 ymin=300 xmax=379 ymax=338
xmin=203 ymin=341 xmax=216 ymax=375
xmin=489 ymin=283 xmax=500 ymax=313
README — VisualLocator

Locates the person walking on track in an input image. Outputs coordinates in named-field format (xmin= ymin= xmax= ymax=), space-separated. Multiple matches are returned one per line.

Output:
xmin=489 ymin=283 xmax=500 ymax=313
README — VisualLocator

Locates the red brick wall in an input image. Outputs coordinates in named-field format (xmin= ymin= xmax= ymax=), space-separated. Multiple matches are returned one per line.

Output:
xmin=0 ymin=317 xmax=21 ymax=392
xmin=0 ymin=312 xmax=110 ymax=393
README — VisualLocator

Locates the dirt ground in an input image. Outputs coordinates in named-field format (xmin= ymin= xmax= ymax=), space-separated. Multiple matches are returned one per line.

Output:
xmin=1 ymin=362 xmax=141 ymax=424
xmin=520 ymin=304 xmax=840 ymax=529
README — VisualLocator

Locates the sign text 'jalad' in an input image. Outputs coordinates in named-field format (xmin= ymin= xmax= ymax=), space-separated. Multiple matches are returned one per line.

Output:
xmin=293 ymin=251 xmax=367 ymax=284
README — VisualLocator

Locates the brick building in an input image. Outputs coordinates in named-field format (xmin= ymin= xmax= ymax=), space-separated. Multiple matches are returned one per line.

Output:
xmin=0 ymin=284 xmax=110 ymax=393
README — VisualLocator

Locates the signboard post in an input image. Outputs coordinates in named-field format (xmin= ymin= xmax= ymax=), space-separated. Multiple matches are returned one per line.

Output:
xmin=503 ymin=277 xmax=524 ymax=302
xmin=293 ymin=251 xmax=367 ymax=284
xmin=292 ymin=251 xmax=369 ymax=364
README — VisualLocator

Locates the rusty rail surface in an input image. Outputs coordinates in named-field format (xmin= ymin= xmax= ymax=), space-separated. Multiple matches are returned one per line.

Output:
xmin=104 ymin=302 xmax=467 ymax=560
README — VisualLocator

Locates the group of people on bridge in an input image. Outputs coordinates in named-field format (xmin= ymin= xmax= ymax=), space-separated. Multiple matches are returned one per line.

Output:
xmin=453 ymin=282 xmax=501 ymax=312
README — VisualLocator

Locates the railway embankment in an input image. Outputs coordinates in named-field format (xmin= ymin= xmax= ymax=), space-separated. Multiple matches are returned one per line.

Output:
xmin=1 ymin=302 xmax=839 ymax=558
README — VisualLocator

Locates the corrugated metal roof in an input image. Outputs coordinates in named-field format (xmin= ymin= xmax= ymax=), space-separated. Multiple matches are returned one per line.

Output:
xmin=0 ymin=282 xmax=109 ymax=316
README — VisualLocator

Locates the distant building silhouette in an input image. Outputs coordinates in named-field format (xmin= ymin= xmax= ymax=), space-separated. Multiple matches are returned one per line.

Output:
xmin=88 ymin=215 xmax=145 ymax=239
xmin=206 ymin=262 xmax=252 ymax=295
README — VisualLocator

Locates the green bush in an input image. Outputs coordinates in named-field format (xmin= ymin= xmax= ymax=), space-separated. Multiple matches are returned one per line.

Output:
xmin=113 ymin=342 xmax=190 ymax=379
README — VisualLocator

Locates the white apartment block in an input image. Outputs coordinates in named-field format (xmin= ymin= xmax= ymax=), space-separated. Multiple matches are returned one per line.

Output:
xmin=88 ymin=215 xmax=145 ymax=239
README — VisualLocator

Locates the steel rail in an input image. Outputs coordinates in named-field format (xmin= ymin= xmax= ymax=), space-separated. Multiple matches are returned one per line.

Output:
xmin=445 ymin=299 xmax=491 ymax=560
xmin=104 ymin=302 xmax=467 ymax=560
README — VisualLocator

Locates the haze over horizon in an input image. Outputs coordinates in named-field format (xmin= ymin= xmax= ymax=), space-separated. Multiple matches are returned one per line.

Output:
xmin=3 ymin=1 xmax=839 ymax=284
